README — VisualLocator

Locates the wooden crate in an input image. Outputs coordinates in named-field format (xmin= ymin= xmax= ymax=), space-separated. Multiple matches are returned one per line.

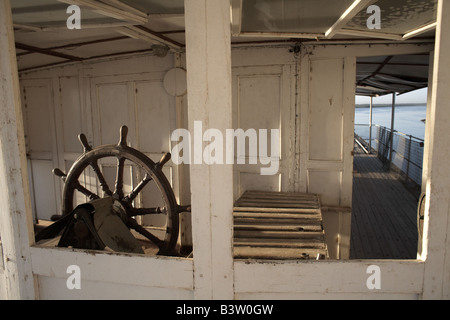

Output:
xmin=233 ymin=191 xmax=328 ymax=260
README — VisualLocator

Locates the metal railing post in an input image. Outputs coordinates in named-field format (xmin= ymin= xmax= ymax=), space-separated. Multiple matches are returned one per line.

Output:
xmin=388 ymin=93 xmax=396 ymax=170
xmin=406 ymin=134 xmax=412 ymax=182
xmin=369 ymin=96 xmax=373 ymax=153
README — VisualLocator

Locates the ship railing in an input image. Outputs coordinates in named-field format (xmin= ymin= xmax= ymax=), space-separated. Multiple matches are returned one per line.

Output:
xmin=355 ymin=124 xmax=424 ymax=197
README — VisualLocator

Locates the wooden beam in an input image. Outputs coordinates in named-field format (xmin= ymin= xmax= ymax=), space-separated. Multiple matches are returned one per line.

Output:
xmin=160 ymin=29 xmax=185 ymax=35
xmin=11 ymin=3 xmax=66 ymax=15
xmin=238 ymin=31 xmax=324 ymax=39
xmin=336 ymin=28 xmax=404 ymax=41
xmin=0 ymin=0 xmax=36 ymax=299
xmin=17 ymin=48 xmax=157 ymax=73
xmin=100 ymin=0 xmax=148 ymax=19
xmin=134 ymin=25 xmax=184 ymax=48
xmin=16 ymin=36 xmax=128 ymax=57
xmin=18 ymin=61 xmax=73 ymax=73
xmin=83 ymin=48 xmax=152 ymax=60
xmin=14 ymin=20 xmax=135 ymax=32
xmin=403 ymin=21 xmax=437 ymax=40
xmin=325 ymin=0 xmax=379 ymax=39
xmin=44 ymin=36 xmax=128 ymax=50
xmin=116 ymin=25 xmax=183 ymax=50
xmin=147 ymin=13 xmax=184 ymax=19
xmin=15 ymin=42 xmax=83 ymax=61
xmin=58 ymin=0 xmax=148 ymax=24
xmin=13 ymin=23 xmax=42 ymax=31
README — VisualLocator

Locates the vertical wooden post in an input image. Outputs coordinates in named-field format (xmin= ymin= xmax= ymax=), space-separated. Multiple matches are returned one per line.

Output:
xmin=421 ymin=52 xmax=434 ymax=195
xmin=173 ymin=52 xmax=192 ymax=251
xmin=421 ymin=0 xmax=450 ymax=299
xmin=0 ymin=0 xmax=36 ymax=299
xmin=184 ymin=0 xmax=234 ymax=299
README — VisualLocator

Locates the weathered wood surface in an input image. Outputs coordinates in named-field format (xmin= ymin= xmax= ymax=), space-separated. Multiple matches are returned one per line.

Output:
xmin=233 ymin=191 xmax=328 ymax=260
xmin=234 ymin=259 xmax=424 ymax=298
xmin=30 ymin=246 xmax=193 ymax=299
xmin=350 ymin=144 xmax=418 ymax=259
xmin=0 ymin=1 xmax=35 ymax=299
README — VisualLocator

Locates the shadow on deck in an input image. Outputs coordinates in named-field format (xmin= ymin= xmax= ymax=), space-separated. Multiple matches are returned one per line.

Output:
xmin=350 ymin=143 xmax=419 ymax=259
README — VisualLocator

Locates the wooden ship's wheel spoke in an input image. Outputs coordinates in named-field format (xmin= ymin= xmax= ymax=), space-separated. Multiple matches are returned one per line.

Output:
xmin=124 ymin=173 xmax=152 ymax=204
xmin=113 ymin=156 xmax=126 ymax=200
xmin=44 ymin=125 xmax=189 ymax=256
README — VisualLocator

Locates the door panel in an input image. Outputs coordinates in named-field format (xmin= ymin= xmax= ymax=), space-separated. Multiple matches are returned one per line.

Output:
xmin=90 ymin=75 xmax=177 ymax=231
xmin=135 ymin=80 xmax=173 ymax=153
xmin=307 ymin=169 xmax=342 ymax=205
xmin=95 ymin=82 xmax=132 ymax=145
xmin=21 ymin=79 xmax=59 ymax=221
xmin=232 ymin=65 xmax=294 ymax=200
xmin=59 ymin=77 xmax=83 ymax=154
xmin=300 ymin=56 xmax=355 ymax=207
xmin=309 ymin=58 xmax=344 ymax=161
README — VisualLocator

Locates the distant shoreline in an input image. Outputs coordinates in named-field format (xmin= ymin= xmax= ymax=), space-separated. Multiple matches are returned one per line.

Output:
xmin=355 ymin=103 xmax=426 ymax=108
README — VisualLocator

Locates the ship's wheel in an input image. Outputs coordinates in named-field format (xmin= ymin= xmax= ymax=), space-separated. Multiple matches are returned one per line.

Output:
xmin=41 ymin=125 xmax=189 ymax=255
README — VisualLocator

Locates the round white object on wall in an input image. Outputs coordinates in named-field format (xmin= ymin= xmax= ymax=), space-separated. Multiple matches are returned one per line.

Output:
xmin=163 ymin=67 xmax=187 ymax=96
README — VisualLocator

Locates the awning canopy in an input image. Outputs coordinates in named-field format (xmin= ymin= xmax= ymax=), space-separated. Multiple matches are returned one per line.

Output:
xmin=356 ymin=53 xmax=430 ymax=96
xmin=12 ymin=0 xmax=436 ymax=95
xmin=233 ymin=0 xmax=437 ymax=40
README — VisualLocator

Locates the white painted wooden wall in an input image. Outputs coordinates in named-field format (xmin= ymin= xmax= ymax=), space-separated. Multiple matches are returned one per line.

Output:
xmin=19 ymin=54 xmax=185 ymax=242
xmin=16 ymin=53 xmax=195 ymax=299
xmin=16 ymin=43 xmax=435 ymax=300
xmin=21 ymin=45 xmax=433 ymax=236
xmin=3 ymin=0 xmax=449 ymax=298
xmin=19 ymin=44 xmax=353 ymax=260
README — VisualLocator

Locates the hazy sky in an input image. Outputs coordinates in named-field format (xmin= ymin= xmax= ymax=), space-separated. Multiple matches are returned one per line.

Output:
xmin=355 ymin=87 xmax=428 ymax=105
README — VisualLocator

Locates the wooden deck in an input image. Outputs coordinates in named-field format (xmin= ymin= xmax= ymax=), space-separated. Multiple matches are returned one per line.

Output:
xmin=350 ymin=144 xmax=419 ymax=259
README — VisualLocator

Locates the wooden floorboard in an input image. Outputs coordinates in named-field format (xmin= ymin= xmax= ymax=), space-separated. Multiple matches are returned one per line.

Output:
xmin=350 ymin=144 xmax=419 ymax=259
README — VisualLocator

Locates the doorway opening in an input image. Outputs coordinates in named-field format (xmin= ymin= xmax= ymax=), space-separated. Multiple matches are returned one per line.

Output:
xmin=350 ymin=54 xmax=429 ymax=259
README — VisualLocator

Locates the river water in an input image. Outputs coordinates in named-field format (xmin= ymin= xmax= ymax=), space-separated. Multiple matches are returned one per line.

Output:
xmin=355 ymin=105 xmax=427 ymax=140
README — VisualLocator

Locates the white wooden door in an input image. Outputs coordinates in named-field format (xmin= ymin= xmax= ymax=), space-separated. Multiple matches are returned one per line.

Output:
xmin=297 ymin=54 xmax=356 ymax=259
xmin=232 ymin=65 xmax=294 ymax=200
xmin=302 ymin=57 xmax=355 ymax=207
xmin=56 ymin=75 xmax=87 ymax=210
xmin=21 ymin=79 xmax=60 ymax=221
xmin=89 ymin=74 xmax=177 ymax=239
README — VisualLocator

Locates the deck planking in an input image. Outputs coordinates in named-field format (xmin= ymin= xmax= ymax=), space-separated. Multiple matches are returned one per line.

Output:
xmin=350 ymin=144 xmax=419 ymax=259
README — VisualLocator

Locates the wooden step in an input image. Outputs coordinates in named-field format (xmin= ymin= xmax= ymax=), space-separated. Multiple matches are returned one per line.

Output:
xmin=233 ymin=190 xmax=328 ymax=260
xmin=234 ymin=246 xmax=328 ymax=260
